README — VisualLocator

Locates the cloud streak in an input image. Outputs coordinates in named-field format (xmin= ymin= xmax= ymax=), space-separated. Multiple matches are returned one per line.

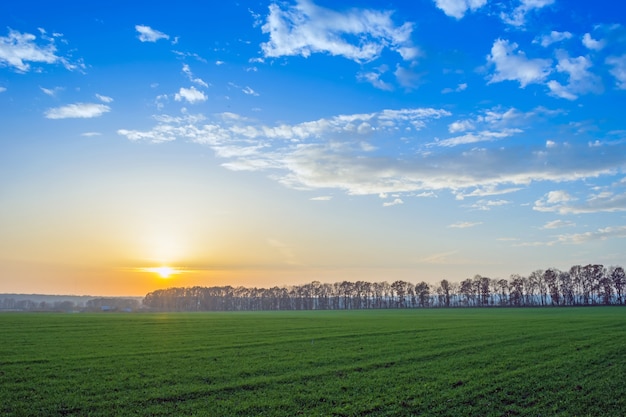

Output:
xmin=117 ymin=105 xmax=626 ymax=202
xmin=45 ymin=103 xmax=111 ymax=119
xmin=448 ymin=221 xmax=482 ymax=229
xmin=557 ymin=226 xmax=626 ymax=244
xmin=534 ymin=190 xmax=626 ymax=214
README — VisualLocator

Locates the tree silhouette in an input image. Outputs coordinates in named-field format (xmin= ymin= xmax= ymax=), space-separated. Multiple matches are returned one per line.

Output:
xmin=141 ymin=262 xmax=626 ymax=311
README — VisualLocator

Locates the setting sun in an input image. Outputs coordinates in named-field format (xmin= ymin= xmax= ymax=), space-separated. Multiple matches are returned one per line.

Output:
xmin=143 ymin=266 xmax=178 ymax=279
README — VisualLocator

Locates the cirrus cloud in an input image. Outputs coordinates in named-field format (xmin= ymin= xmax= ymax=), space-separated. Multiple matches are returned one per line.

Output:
xmin=117 ymin=107 xmax=626 ymax=201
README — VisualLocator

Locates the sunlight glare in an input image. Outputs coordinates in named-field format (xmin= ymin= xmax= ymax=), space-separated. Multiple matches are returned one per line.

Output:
xmin=143 ymin=266 xmax=179 ymax=279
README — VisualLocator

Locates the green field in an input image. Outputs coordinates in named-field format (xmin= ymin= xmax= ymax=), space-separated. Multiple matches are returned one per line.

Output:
xmin=1 ymin=308 xmax=625 ymax=416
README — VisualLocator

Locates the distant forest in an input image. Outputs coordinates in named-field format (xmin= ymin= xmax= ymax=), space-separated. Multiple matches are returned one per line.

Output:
xmin=0 ymin=296 xmax=141 ymax=312
xmin=143 ymin=264 xmax=626 ymax=311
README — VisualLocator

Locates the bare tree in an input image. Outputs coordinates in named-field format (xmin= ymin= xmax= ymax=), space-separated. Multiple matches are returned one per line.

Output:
xmin=558 ymin=271 xmax=574 ymax=306
xmin=543 ymin=268 xmax=560 ymax=306
xmin=609 ymin=266 xmax=625 ymax=305
xmin=415 ymin=282 xmax=430 ymax=307
xmin=460 ymin=278 xmax=475 ymax=307
xmin=599 ymin=268 xmax=613 ymax=306
xmin=497 ymin=278 xmax=509 ymax=306
xmin=509 ymin=274 xmax=524 ymax=307
xmin=570 ymin=265 xmax=583 ymax=305
xmin=582 ymin=264 xmax=604 ymax=304
xmin=438 ymin=279 xmax=451 ymax=307
xmin=528 ymin=270 xmax=545 ymax=306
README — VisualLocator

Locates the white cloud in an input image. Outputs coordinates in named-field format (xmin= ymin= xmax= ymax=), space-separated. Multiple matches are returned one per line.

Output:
xmin=441 ymin=83 xmax=467 ymax=94
xmin=582 ymin=33 xmax=605 ymax=51
xmin=434 ymin=108 xmax=525 ymax=146
xmin=118 ymin=108 xmax=626 ymax=198
xmin=547 ymin=53 xmax=602 ymax=100
xmin=310 ymin=196 xmax=332 ymax=201
xmin=541 ymin=220 xmax=575 ymax=229
xmin=455 ymin=185 xmax=522 ymax=200
xmin=394 ymin=65 xmax=420 ymax=89
xmin=358 ymin=66 xmax=394 ymax=91
xmin=534 ymin=190 xmax=626 ymax=214
xmin=44 ymin=103 xmax=110 ymax=119
xmin=547 ymin=190 xmax=573 ymax=204
xmin=182 ymin=64 xmax=209 ymax=88
xmin=0 ymin=28 xmax=79 ymax=72
xmin=433 ymin=129 xmax=522 ymax=147
xmin=448 ymin=119 xmax=475 ymax=133
xmin=242 ymin=86 xmax=259 ymax=96
xmin=0 ymin=86 xmax=6 ymax=93
xmin=536 ymin=31 xmax=572 ymax=47
xmin=174 ymin=86 xmax=207 ymax=104
xmin=481 ymin=107 xmax=521 ymax=124
xmin=228 ymin=82 xmax=260 ymax=97
xmin=546 ymin=81 xmax=577 ymax=100
xmin=448 ymin=221 xmax=482 ymax=228
xmin=383 ymin=198 xmax=404 ymax=207
xmin=501 ymin=0 xmax=554 ymax=27
xmin=470 ymin=199 xmax=511 ymax=210
xmin=487 ymin=39 xmax=552 ymax=87
xmin=606 ymin=55 xmax=626 ymax=90
xmin=81 ymin=132 xmax=102 ymax=137
xmin=260 ymin=0 xmax=416 ymax=63
xmin=117 ymin=126 xmax=179 ymax=143
xmin=96 ymin=94 xmax=113 ymax=103
xmin=557 ymin=226 xmax=626 ymax=244
xmin=172 ymin=50 xmax=207 ymax=63
xmin=395 ymin=46 xmax=420 ymax=61
xmin=135 ymin=25 xmax=169 ymax=43
xmin=433 ymin=0 xmax=487 ymax=19
xmin=40 ymin=86 xmax=63 ymax=96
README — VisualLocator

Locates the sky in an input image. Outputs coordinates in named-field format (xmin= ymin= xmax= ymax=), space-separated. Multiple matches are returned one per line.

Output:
xmin=1 ymin=0 xmax=626 ymax=296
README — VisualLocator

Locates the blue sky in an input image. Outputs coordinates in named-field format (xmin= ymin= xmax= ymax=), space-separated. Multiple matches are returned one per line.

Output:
xmin=1 ymin=0 xmax=625 ymax=295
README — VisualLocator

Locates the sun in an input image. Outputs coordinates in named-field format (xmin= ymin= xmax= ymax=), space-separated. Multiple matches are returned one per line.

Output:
xmin=142 ymin=266 xmax=178 ymax=279
xmin=154 ymin=266 xmax=174 ymax=278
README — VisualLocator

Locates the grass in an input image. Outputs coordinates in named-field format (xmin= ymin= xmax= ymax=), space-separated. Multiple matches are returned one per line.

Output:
xmin=0 ymin=307 xmax=625 ymax=416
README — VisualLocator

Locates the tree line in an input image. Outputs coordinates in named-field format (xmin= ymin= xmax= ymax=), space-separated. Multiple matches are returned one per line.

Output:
xmin=142 ymin=264 xmax=625 ymax=311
